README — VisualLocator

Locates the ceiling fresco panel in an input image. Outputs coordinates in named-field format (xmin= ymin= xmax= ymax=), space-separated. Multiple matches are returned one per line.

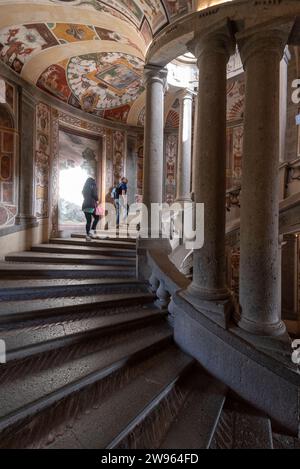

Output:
xmin=66 ymin=52 xmax=144 ymax=110
xmin=0 ymin=23 xmax=58 ymax=73
xmin=0 ymin=0 xmax=200 ymax=123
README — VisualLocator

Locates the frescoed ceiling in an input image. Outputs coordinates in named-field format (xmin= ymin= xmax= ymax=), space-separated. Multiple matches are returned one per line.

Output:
xmin=0 ymin=1 xmax=232 ymax=124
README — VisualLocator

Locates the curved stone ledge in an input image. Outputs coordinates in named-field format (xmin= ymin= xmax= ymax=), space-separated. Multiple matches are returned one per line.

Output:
xmin=147 ymin=0 xmax=300 ymax=67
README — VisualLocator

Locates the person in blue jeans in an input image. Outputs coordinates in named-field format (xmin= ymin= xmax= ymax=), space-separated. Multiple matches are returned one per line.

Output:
xmin=82 ymin=177 xmax=99 ymax=241
xmin=115 ymin=177 xmax=128 ymax=228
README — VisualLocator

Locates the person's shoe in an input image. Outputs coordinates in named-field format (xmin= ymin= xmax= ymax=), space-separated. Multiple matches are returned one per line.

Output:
xmin=90 ymin=230 xmax=98 ymax=239
xmin=86 ymin=235 xmax=92 ymax=242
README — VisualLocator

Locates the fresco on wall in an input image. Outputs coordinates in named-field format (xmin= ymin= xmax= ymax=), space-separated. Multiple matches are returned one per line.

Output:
xmin=226 ymin=124 xmax=243 ymax=189
xmin=227 ymin=75 xmax=245 ymax=122
xmin=226 ymin=74 xmax=245 ymax=188
xmin=58 ymin=129 xmax=100 ymax=228
xmin=35 ymin=102 xmax=51 ymax=218
xmin=0 ymin=24 xmax=58 ymax=73
xmin=112 ymin=130 xmax=126 ymax=185
xmin=166 ymin=110 xmax=179 ymax=128
xmin=165 ymin=133 xmax=178 ymax=204
xmin=137 ymin=107 xmax=145 ymax=127
xmin=136 ymin=134 xmax=144 ymax=202
xmin=0 ymin=92 xmax=17 ymax=227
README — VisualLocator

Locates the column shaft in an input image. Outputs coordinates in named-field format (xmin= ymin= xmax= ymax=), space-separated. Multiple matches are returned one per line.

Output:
xmin=176 ymin=90 xmax=193 ymax=203
xmin=237 ymin=23 xmax=293 ymax=336
xmin=143 ymin=65 xmax=167 ymax=210
xmin=187 ymin=22 xmax=235 ymax=302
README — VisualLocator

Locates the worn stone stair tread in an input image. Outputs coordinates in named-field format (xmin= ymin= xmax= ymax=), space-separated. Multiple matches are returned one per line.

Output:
xmin=53 ymin=237 xmax=136 ymax=250
xmin=33 ymin=243 xmax=136 ymax=257
xmin=71 ymin=234 xmax=136 ymax=244
xmin=2 ymin=307 xmax=166 ymax=361
xmin=46 ymin=347 xmax=193 ymax=449
xmin=0 ymin=262 xmax=135 ymax=279
xmin=5 ymin=251 xmax=136 ymax=266
xmin=0 ymin=278 xmax=147 ymax=300
xmin=159 ymin=372 xmax=227 ymax=449
xmin=0 ymin=278 xmax=142 ymax=289
xmin=272 ymin=432 xmax=300 ymax=449
xmin=211 ymin=401 xmax=274 ymax=449
xmin=0 ymin=292 xmax=154 ymax=322
xmin=0 ymin=323 xmax=172 ymax=432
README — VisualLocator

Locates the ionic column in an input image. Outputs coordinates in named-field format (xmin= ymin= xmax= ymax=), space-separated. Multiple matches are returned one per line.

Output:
xmin=186 ymin=20 xmax=235 ymax=304
xmin=176 ymin=89 xmax=193 ymax=204
xmin=142 ymin=65 xmax=168 ymax=235
xmin=237 ymin=22 xmax=293 ymax=336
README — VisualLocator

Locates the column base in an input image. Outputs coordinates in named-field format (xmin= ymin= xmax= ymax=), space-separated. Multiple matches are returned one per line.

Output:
xmin=234 ymin=312 xmax=287 ymax=337
xmin=181 ymin=284 xmax=233 ymax=329
xmin=186 ymin=282 xmax=231 ymax=302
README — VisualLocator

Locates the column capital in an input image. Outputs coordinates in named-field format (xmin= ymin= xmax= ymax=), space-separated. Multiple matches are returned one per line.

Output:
xmin=236 ymin=19 xmax=294 ymax=67
xmin=188 ymin=18 xmax=235 ymax=63
xmin=144 ymin=64 xmax=168 ymax=88
xmin=178 ymin=88 xmax=195 ymax=102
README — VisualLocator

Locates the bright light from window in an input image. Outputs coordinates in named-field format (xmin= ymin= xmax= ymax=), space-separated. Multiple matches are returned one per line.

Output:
xmin=196 ymin=0 xmax=232 ymax=11
xmin=59 ymin=166 xmax=89 ymax=207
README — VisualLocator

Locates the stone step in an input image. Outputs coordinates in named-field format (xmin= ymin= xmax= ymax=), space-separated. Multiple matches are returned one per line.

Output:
xmin=0 ymin=323 xmax=173 ymax=439
xmin=272 ymin=432 xmax=300 ymax=449
xmin=159 ymin=369 xmax=227 ymax=449
xmin=0 ymin=278 xmax=146 ymax=301
xmin=71 ymin=233 xmax=137 ymax=244
xmin=39 ymin=346 xmax=194 ymax=449
xmin=210 ymin=401 xmax=274 ymax=449
xmin=32 ymin=243 xmax=136 ymax=258
xmin=50 ymin=237 xmax=136 ymax=251
xmin=0 ymin=262 xmax=136 ymax=279
xmin=1 ymin=306 xmax=167 ymax=362
xmin=0 ymin=292 xmax=154 ymax=323
xmin=5 ymin=252 xmax=136 ymax=267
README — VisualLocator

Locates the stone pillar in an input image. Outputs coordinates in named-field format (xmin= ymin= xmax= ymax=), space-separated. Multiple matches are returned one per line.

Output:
xmin=237 ymin=22 xmax=293 ymax=336
xmin=176 ymin=89 xmax=193 ymax=204
xmin=16 ymin=89 xmax=37 ymax=225
xmin=185 ymin=20 xmax=235 ymax=306
xmin=279 ymin=47 xmax=291 ymax=162
xmin=142 ymin=65 xmax=168 ymax=236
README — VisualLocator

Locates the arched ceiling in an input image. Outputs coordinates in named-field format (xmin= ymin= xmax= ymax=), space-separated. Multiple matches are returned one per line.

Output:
xmin=0 ymin=1 xmax=233 ymax=124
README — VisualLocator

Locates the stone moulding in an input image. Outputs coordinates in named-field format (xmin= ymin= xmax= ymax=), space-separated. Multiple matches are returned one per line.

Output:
xmin=146 ymin=0 xmax=300 ymax=67
xmin=144 ymin=248 xmax=300 ymax=436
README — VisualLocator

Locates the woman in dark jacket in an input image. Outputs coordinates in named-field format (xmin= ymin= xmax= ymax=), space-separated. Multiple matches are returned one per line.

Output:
xmin=82 ymin=177 xmax=99 ymax=241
